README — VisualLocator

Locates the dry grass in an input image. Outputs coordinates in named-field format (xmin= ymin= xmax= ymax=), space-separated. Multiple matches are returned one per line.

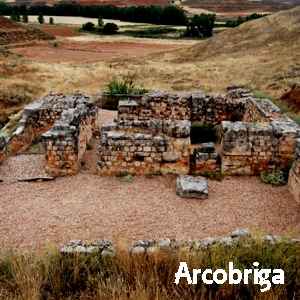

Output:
xmin=1 ymin=6 xmax=300 ymax=121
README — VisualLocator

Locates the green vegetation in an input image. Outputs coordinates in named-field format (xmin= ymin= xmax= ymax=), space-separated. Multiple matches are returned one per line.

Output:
xmin=0 ymin=239 xmax=299 ymax=299
xmin=86 ymin=143 xmax=93 ymax=150
xmin=10 ymin=10 xmax=20 ymax=22
xmin=183 ymin=13 xmax=216 ymax=38
xmin=194 ymin=171 xmax=224 ymax=181
xmin=107 ymin=72 xmax=148 ymax=96
xmin=22 ymin=13 xmax=28 ymax=23
xmin=103 ymin=22 xmax=119 ymax=35
xmin=98 ymin=16 xmax=104 ymax=28
xmin=123 ymin=27 xmax=180 ymax=39
xmin=226 ymin=13 xmax=270 ymax=27
xmin=82 ymin=21 xmax=95 ymax=32
xmin=49 ymin=17 xmax=54 ymax=25
xmin=190 ymin=123 xmax=217 ymax=144
xmin=260 ymin=170 xmax=287 ymax=186
xmin=37 ymin=12 xmax=44 ymax=24
xmin=0 ymin=3 xmax=187 ymax=26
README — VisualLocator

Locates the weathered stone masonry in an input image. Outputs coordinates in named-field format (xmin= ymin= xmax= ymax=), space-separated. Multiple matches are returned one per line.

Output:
xmin=42 ymin=93 xmax=98 ymax=176
xmin=98 ymin=89 xmax=300 ymax=177
xmin=98 ymin=118 xmax=191 ymax=175
xmin=288 ymin=139 xmax=300 ymax=204
xmin=0 ymin=92 xmax=98 ymax=176
xmin=0 ymin=135 xmax=6 ymax=164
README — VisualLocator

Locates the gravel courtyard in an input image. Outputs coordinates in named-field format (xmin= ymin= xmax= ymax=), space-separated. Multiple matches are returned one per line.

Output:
xmin=0 ymin=172 xmax=299 ymax=253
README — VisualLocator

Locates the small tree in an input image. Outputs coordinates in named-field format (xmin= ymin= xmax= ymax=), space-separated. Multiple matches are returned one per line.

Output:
xmin=103 ymin=23 xmax=119 ymax=35
xmin=49 ymin=17 xmax=54 ymax=25
xmin=38 ymin=12 xmax=45 ymax=24
xmin=82 ymin=22 xmax=95 ymax=31
xmin=16 ymin=11 xmax=21 ymax=22
xmin=98 ymin=16 xmax=104 ymax=28
xmin=10 ymin=10 xmax=17 ymax=21
xmin=22 ymin=13 xmax=28 ymax=23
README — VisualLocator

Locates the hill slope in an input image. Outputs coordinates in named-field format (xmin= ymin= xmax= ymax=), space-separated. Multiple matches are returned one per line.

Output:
xmin=183 ymin=0 xmax=300 ymax=12
xmin=117 ymin=5 xmax=300 ymax=98
xmin=0 ymin=16 xmax=55 ymax=46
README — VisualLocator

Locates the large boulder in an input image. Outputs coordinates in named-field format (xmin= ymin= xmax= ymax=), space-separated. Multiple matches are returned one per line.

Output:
xmin=176 ymin=175 xmax=209 ymax=199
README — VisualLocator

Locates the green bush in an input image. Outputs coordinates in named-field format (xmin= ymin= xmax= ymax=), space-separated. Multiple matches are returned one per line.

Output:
xmin=260 ymin=170 xmax=287 ymax=186
xmin=107 ymin=72 xmax=148 ymax=96
xmin=102 ymin=22 xmax=119 ymax=34
xmin=190 ymin=123 xmax=216 ymax=144
xmin=82 ymin=22 xmax=95 ymax=31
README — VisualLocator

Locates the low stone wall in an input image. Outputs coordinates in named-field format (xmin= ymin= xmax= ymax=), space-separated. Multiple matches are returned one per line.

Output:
xmin=221 ymin=115 xmax=300 ymax=175
xmin=60 ymin=228 xmax=300 ymax=254
xmin=0 ymin=135 xmax=6 ymax=164
xmin=118 ymin=91 xmax=191 ymax=121
xmin=288 ymin=139 xmax=300 ymax=204
xmin=43 ymin=100 xmax=98 ymax=177
xmin=6 ymin=92 xmax=95 ymax=154
xmin=118 ymin=89 xmax=250 ymax=125
xmin=191 ymin=92 xmax=247 ymax=125
xmin=98 ymin=119 xmax=190 ymax=175
xmin=191 ymin=142 xmax=217 ymax=173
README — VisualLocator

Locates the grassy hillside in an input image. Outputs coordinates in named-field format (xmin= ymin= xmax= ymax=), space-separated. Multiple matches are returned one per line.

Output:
xmin=1 ymin=6 xmax=300 ymax=127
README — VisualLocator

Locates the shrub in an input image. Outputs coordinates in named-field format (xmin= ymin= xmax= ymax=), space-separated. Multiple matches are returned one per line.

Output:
xmin=82 ymin=22 xmax=95 ymax=31
xmin=260 ymin=170 xmax=287 ymax=186
xmin=107 ymin=72 xmax=148 ymax=96
xmin=190 ymin=123 xmax=216 ymax=144
xmin=49 ymin=17 xmax=54 ymax=25
xmin=38 ymin=12 xmax=44 ymax=24
xmin=86 ymin=143 xmax=93 ymax=150
xmin=102 ymin=22 xmax=119 ymax=34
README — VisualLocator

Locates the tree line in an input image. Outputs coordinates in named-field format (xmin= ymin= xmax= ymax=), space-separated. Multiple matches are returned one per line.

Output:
xmin=0 ymin=3 xmax=187 ymax=25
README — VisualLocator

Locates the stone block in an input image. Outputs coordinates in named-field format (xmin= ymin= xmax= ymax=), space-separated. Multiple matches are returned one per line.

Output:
xmin=176 ymin=175 xmax=209 ymax=199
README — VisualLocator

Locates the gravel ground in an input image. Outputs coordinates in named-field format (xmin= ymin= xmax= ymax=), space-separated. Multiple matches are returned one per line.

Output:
xmin=0 ymin=172 xmax=299 ymax=253
xmin=0 ymin=109 xmax=300 ymax=253
xmin=0 ymin=154 xmax=50 ymax=184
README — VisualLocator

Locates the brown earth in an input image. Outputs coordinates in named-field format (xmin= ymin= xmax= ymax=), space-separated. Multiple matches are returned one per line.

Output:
xmin=0 ymin=16 xmax=55 ymax=46
xmin=281 ymin=84 xmax=300 ymax=110
xmin=182 ymin=0 xmax=300 ymax=13
xmin=36 ymin=25 xmax=84 ymax=37
xmin=12 ymin=41 xmax=185 ymax=62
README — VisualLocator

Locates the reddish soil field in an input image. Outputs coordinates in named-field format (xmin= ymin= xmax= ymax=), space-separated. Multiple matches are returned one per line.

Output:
xmin=12 ymin=42 xmax=183 ymax=62
xmin=37 ymin=25 xmax=83 ymax=37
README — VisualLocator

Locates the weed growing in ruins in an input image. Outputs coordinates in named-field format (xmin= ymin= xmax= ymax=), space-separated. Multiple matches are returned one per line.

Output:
xmin=123 ymin=174 xmax=132 ymax=183
xmin=107 ymin=72 xmax=148 ymax=96
xmin=260 ymin=170 xmax=287 ymax=186
xmin=114 ymin=171 xmax=133 ymax=182
xmin=86 ymin=143 xmax=93 ymax=150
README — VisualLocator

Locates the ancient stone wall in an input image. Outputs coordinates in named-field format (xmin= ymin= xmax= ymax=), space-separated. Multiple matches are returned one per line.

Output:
xmin=98 ymin=119 xmax=190 ymax=175
xmin=118 ymin=91 xmax=191 ymax=121
xmin=191 ymin=142 xmax=218 ymax=173
xmin=0 ymin=135 xmax=6 ymax=164
xmin=191 ymin=92 xmax=247 ymax=125
xmin=99 ymin=90 xmax=300 ymax=177
xmin=118 ymin=89 xmax=249 ymax=125
xmin=220 ymin=101 xmax=300 ymax=175
xmin=288 ymin=139 xmax=300 ymax=204
xmin=42 ymin=98 xmax=98 ymax=177
xmin=6 ymin=92 xmax=94 ymax=154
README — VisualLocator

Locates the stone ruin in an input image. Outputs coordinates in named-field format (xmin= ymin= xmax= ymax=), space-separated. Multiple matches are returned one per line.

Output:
xmin=0 ymin=135 xmax=6 ymax=164
xmin=0 ymin=92 xmax=98 ymax=176
xmin=1 ymin=88 xmax=300 ymax=203
xmin=98 ymin=89 xmax=300 ymax=176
